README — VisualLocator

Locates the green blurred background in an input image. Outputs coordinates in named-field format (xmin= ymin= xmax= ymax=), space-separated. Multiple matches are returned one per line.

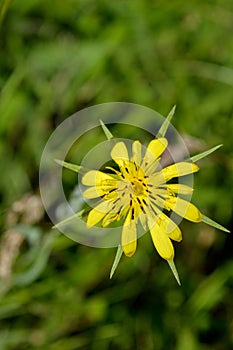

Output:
xmin=0 ymin=0 xmax=233 ymax=349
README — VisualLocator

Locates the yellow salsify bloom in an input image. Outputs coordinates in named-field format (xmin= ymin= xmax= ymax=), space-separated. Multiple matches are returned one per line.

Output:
xmin=54 ymin=111 xmax=229 ymax=284
xmin=82 ymin=138 xmax=202 ymax=262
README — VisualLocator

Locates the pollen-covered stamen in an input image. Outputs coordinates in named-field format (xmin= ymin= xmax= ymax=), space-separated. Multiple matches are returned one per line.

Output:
xmin=147 ymin=192 xmax=167 ymax=211
xmin=136 ymin=197 xmax=147 ymax=214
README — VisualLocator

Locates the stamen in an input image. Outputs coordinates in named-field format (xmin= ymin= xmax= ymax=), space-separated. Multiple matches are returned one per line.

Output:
xmin=113 ymin=197 xmax=120 ymax=204
xmin=117 ymin=205 xmax=123 ymax=215
xmin=150 ymin=204 xmax=158 ymax=216
xmin=141 ymin=206 xmax=146 ymax=214
xmin=149 ymin=194 xmax=157 ymax=201
xmin=131 ymin=208 xmax=135 ymax=220
xmin=157 ymin=194 xmax=166 ymax=200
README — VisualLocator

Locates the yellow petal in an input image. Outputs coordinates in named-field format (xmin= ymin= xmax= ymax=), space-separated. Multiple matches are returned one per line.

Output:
xmin=146 ymin=138 xmax=168 ymax=160
xmin=162 ymin=162 xmax=199 ymax=181
xmin=83 ymin=187 xmax=118 ymax=200
xmin=150 ymin=223 xmax=174 ymax=260
xmin=83 ymin=187 xmax=101 ymax=199
xmin=148 ymin=194 xmax=166 ymax=212
xmin=121 ymin=210 xmax=137 ymax=257
xmin=141 ymin=138 xmax=167 ymax=174
xmin=82 ymin=170 xmax=117 ymax=187
xmin=168 ymin=226 xmax=182 ymax=242
xmin=166 ymin=184 xmax=193 ymax=195
xmin=102 ymin=212 xmax=118 ymax=227
xmin=148 ymin=171 xmax=166 ymax=187
xmin=147 ymin=207 xmax=182 ymax=241
xmin=139 ymin=212 xmax=147 ymax=231
xmin=157 ymin=212 xmax=182 ymax=241
xmin=132 ymin=140 xmax=142 ymax=166
xmin=86 ymin=201 xmax=112 ymax=227
xmin=167 ymin=197 xmax=202 ymax=222
xmin=111 ymin=142 xmax=129 ymax=168
xmin=86 ymin=208 xmax=106 ymax=227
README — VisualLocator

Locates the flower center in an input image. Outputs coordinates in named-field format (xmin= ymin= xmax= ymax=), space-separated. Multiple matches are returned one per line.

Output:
xmin=132 ymin=180 xmax=144 ymax=196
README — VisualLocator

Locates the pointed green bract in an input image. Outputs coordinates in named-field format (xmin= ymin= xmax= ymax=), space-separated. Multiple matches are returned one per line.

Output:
xmin=190 ymin=144 xmax=223 ymax=163
xmin=157 ymin=105 xmax=176 ymax=138
xmin=167 ymin=260 xmax=181 ymax=286
xmin=52 ymin=209 xmax=85 ymax=229
xmin=110 ymin=245 xmax=123 ymax=279
xmin=100 ymin=119 xmax=114 ymax=140
xmin=202 ymin=215 xmax=230 ymax=233
xmin=55 ymin=159 xmax=83 ymax=173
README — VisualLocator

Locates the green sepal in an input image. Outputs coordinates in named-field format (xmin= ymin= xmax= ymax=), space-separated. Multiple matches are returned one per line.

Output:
xmin=190 ymin=144 xmax=223 ymax=163
xmin=54 ymin=159 xmax=83 ymax=173
xmin=110 ymin=245 xmax=123 ymax=279
xmin=167 ymin=259 xmax=181 ymax=286
xmin=100 ymin=119 xmax=114 ymax=140
xmin=157 ymin=105 xmax=176 ymax=138
xmin=202 ymin=215 xmax=230 ymax=233
xmin=52 ymin=209 xmax=85 ymax=229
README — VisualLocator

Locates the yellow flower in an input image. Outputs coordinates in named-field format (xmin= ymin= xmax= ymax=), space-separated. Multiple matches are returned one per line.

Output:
xmin=82 ymin=138 xmax=201 ymax=261
xmin=54 ymin=109 xmax=229 ymax=284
